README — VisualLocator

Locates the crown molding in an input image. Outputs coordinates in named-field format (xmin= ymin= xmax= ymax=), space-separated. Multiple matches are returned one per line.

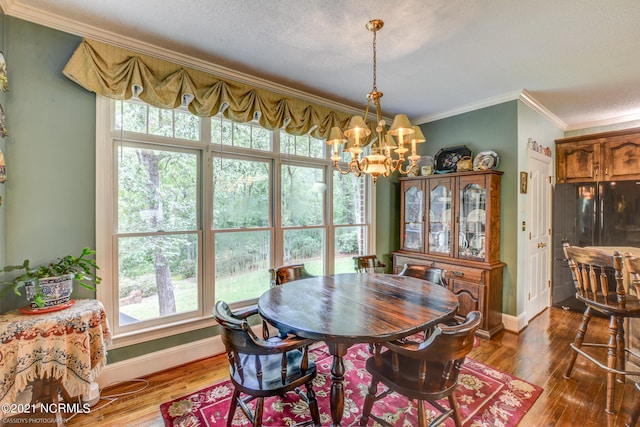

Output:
xmin=412 ymin=89 xmax=569 ymax=131
xmin=518 ymin=90 xmax=567 ymax=130
xmin=0 ymin=0 xmax=365 ymax=118
xmin=412 ymin=90 xmax=524 ymax=125
xmin=564 ymin=112 xmax=640 ymax=132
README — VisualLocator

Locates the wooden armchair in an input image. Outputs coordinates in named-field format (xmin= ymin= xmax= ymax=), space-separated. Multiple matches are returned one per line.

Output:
xmin=563 ymin=243 xmax=640 ymax=414
xmin=265 ymin=264 xmax=314 ymax=338
xmin=269 ymin=263 xmax=313 ymax=287
xmin=398 ymin=263 xmax=448 ymax=288
xmin=359 ymin=311 xmax=482 ymax=427
xmin=213 ymin=301 xmax=320 ymax=427
xmin=353 ymin=255 xmax=386 ymax=273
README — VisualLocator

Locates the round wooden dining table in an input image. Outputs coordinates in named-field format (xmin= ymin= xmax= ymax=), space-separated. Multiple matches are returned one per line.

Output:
xmin=257 ymin=273 xmax=459 ymax=427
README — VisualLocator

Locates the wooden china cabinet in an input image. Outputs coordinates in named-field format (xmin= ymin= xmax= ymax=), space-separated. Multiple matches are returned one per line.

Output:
xmin=393 ymin=170 xmax=505 ymax=339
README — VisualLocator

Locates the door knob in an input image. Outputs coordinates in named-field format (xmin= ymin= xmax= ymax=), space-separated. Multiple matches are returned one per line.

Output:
xmin=537 ymin=242 xmax=547 ymax=248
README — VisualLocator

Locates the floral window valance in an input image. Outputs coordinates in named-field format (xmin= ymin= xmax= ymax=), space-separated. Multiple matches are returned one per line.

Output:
xmin=63 ymin=38 xmax=372 ymax=139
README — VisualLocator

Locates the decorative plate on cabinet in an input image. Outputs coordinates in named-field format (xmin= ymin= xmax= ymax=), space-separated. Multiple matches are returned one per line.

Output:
xmin=467 ymin=209 xmax=486 ymax=223
xmin=473 ymin=150 xmax=499 ymax=170
xmin=434 ymin=145 xmax=472 ymax=173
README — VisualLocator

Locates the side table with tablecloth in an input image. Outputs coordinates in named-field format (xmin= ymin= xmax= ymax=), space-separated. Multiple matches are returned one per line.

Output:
xmin=0 ymin=299 xmax=111 ymax=406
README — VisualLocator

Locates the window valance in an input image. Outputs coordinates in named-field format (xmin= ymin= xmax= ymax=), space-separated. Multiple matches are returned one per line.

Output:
xmin=63 ymin=39 xmax=370 ymax=139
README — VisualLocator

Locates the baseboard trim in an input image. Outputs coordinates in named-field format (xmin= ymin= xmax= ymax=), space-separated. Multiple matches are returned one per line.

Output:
xmin=502 ymin=312 xmax=528 ymax=333
xmin=97 ymin=335 xmax=226 ymax=389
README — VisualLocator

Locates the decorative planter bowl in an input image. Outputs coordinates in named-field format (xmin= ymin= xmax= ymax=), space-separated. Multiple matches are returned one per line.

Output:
xmin=25 ymin=274 xmax=73 ymax=308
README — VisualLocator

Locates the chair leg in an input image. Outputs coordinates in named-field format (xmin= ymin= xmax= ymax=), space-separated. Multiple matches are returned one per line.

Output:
xmin=417 ymin=400 xmax=428 ymax=427
xmin=617 ymin=316 xmax=626 ymax=383
xmin=359 ymin=378 xmax=379 ymax=426
xmin=305 ymin=383 xmax=321 ymax=426
xmin=564 ymin=306 xmax=592 ymax=379
xmin=227 ymin=389 xmax=240 ymax=427
xmin=255 ymin=397 xmax=264 ymax=427
xmin=606 ymin=315 xmax=618 ymax=414
xmin=448 ymin=393 xmax=463 ymax=427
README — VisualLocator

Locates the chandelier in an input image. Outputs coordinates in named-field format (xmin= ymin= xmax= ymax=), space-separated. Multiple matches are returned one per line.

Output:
xmin=327 ymin=19 xmax=425 ymax=184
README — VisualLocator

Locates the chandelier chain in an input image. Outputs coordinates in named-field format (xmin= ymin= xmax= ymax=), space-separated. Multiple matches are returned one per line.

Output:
xmin=328 ymin=19 xmax=422 ymax=184
xmin=372 ymin=28 xmax=377 ymax=93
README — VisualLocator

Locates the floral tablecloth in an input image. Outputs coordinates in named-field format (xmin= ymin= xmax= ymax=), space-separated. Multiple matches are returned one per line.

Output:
xmin=0 ymin=299 xmax=111 ymax=406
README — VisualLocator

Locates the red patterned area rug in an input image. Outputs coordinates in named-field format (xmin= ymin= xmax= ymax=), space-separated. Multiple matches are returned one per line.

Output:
xmin=160 ymin=343 xmax=542 ymax=426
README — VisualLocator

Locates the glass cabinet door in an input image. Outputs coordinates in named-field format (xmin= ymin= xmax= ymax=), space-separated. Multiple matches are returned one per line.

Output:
xmin=459 ymin=180 xmax=487 ymax=260
xmin=428 ymin=178 xmax=453 ymax=256
xmin=402 ymin=183 xmax=424 ymax=251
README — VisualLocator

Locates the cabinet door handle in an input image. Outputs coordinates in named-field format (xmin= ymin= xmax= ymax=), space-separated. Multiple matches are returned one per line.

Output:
xmin=452 ymin=271 xmax=464 ymax=277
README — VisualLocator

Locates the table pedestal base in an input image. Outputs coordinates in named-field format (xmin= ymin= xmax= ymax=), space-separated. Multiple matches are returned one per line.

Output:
xmin=326 ymin=342 xmax=352 ymax=427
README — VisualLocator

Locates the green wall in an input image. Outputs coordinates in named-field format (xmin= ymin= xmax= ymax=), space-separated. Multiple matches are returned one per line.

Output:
xmin=0 ymin=17 xmax=96 ymax=312
xmin=418 ymin=102 xmax=519 ymax=315
xmin=375 ymin=174 xmax=400 ymax=270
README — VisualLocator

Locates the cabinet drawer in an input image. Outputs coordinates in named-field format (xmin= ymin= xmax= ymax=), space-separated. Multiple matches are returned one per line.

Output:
xmin=452 ymin=280 xmax=481 ymax=299
xmin=439 ymin=263 xmax=483 ymax=283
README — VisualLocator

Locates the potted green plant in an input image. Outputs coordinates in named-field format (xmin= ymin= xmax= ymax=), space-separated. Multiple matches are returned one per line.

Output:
xmin=1 ymin=247 xmax=101 ymax=308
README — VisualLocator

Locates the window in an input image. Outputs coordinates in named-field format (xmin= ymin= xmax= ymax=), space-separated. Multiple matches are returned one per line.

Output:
xmin=96 ymin=97 xmax=374 ymax=347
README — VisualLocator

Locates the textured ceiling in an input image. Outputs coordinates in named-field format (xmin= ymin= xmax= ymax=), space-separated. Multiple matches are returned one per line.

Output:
xmin=3 ymin=0 xmax=640 ymax=130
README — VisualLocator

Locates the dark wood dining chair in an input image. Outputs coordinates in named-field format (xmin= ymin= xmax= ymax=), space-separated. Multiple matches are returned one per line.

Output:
xmin=359 ymin=311 xmax=482 ymax=427
xmin=563 ymin=243 xmax=640 ymax=414
xmin=266 ymin=264 xmax=314 ymax=338
xmin=353 ymin=255 xmax=386 ymax=273
xmin=213 ymin=300 xmax=321 ymax=427
xmin=398 ymin=263 xmax=448 ymax=288
xmin=398 ymin=263 xmax=457 ymax=330
xmin=269 ymin=263 xmax=313 ymax=287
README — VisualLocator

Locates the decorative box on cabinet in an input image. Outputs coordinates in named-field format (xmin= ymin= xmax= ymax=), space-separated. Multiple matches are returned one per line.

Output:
xmin=556 ymin=127 xmax=640 ymax=183
xmin=395 ymin=170 xmax=505 ymax=339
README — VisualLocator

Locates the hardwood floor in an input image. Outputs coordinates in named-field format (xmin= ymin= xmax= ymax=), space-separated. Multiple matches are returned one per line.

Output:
xmin=64 ymin=306 xmax=639 ymax=426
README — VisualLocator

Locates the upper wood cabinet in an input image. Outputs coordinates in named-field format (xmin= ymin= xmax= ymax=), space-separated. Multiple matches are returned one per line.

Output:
xmin=556 ymin=127 xmax=640 ymax=183
xmin=604 ymin=134 xmax=640 ymax=181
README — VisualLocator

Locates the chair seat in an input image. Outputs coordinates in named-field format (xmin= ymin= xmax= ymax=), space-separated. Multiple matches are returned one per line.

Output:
xmin=576 ymin=293 xmax=640 ymax=317
xmin=231 ymin=351 xmax=317 ymax=396
xmin=365 ymin=351 xmax=455 ymax=402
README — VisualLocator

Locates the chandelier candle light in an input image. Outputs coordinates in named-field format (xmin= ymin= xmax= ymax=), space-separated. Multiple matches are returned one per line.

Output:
xmin=327 ymin=19 xmax=425 ymax=183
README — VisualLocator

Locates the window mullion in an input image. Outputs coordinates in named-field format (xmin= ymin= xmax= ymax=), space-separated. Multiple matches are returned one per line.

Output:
xmin=100 ymin=99 xmax=371 ymax=345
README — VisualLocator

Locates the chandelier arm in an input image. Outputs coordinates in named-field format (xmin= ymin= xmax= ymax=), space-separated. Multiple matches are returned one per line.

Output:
xmin=396 ymin=158 xmax=420 ymax=175
xmin=333 ymin=161 xmax=352 ymax=175
xmin=352 ymin=158 xmax=365 ymax=174
xmin=382 ymin=157 xmax=393 ymax=177
xmin=388 ymin=153 xmax=406 ymax=172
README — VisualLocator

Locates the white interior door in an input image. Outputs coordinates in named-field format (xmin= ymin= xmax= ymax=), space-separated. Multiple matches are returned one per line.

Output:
xmin=526 ymin=151 xmax=552 ymax=321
